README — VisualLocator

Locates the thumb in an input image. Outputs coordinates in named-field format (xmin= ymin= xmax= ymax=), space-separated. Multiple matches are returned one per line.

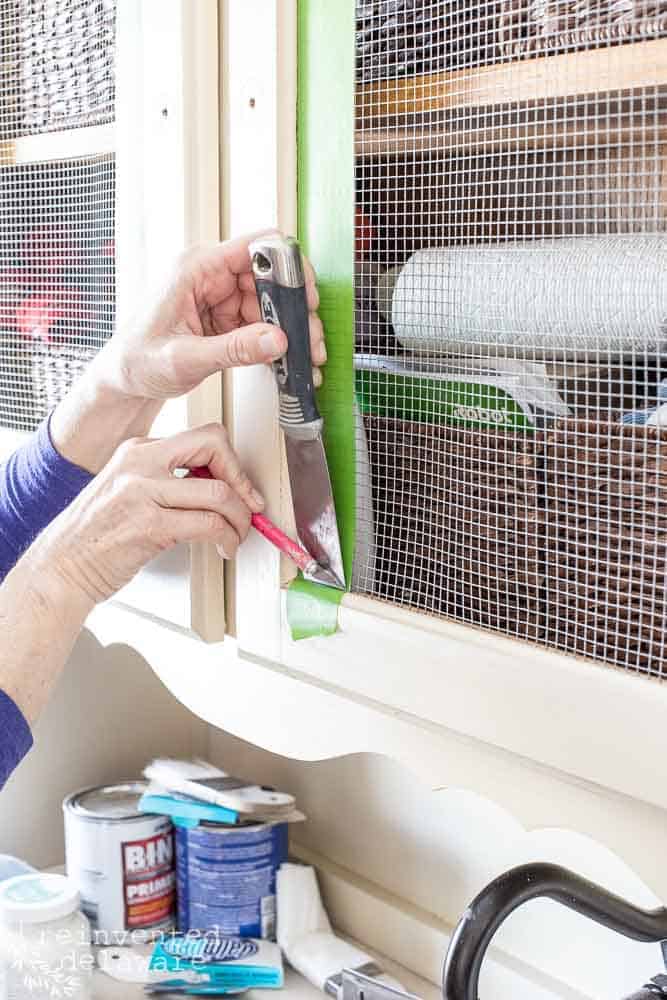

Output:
xmin=207 ymin=322 xmax=287 ymax=370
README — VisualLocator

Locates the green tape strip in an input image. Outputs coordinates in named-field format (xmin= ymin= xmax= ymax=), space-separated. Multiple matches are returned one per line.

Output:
xmin=287 ymin=577 xmax=344 ymax=640
xmin=288 ymin=0 xmax=354 ymax=640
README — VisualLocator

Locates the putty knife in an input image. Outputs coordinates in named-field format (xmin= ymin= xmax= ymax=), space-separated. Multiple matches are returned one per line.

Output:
xmin=250 ymin=235 xmax=345 ymax=591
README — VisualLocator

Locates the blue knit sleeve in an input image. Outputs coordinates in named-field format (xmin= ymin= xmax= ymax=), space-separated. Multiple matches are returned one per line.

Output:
xmin=0 ymin=418 xmax=92 ymax=786
xmin=0 ymin=417 xmax=92 ymax=583
xmin=0 ymin=691 xmax=33 ymax=789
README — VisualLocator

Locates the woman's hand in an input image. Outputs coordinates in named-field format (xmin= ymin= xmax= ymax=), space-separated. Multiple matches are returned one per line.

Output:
xmin=34 ymin=422 xmax=262 ymax=607
xmin=100 ymin=231 xmax=325 ymax=400
xmin=0 ymin=423 xmax=260 ymax=724
xmin=50 ymin=231 xmax=325 ymax=473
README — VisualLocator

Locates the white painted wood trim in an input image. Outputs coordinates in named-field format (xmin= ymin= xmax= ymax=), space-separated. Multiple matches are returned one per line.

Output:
xmin=181 ymin=0 xmax=225 ymax=641
xmin=221 ymin=0 xmax=298 ymax=658
xmin=114 ymin=0 xmax=223 ymax=635
xmin=276 ymin=590 xmax=667 ymax=814
xmin=85 ymin=600 xmax=667 ymax=904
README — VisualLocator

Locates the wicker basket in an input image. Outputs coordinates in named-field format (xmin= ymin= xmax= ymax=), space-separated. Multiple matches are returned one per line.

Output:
xmin=355 ymin=0 xmax=499 ymax=82
xmin=1 ymin=0 xmax=116 ymax=138
xmin=360 ymin=415 xmax=544 ymax=639
xmin=542 ymin=418 xmax=667 ymax=675
xmin=497 ymin=0 xmax=667 ymax=60
xmin=354 ymin=0 xmax=667 ymax=84
xmin=29 ymin=338 xmax=96 ymax=422
xmin=0 ymin=331 xmax=36 ymax=430
xmin=358 ymin=412 xmax=667 ymax=675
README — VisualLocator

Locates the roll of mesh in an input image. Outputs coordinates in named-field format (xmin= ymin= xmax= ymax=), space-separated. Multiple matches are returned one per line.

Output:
xmin=388 ymin=235 xmax=667 ymax=358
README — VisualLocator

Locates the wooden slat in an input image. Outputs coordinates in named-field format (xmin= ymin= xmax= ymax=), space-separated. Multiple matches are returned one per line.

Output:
xmin=0 ymin=140 xmax=15 ymax=166
xmin=356 ymin=37 xmax=667 ymax=122
xmin=0 ymin=124 xmax=114 ymax=168
xmin=356 ymin=118 xmax=667 ymax=158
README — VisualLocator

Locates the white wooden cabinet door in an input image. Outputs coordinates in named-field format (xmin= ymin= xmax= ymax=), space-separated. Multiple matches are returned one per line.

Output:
xmin=0 ymin=0 xmax=224 ymax=639
xmin=220 ymin=1 xmax=667 ymax=823
xmin=112 ymin=0 xmax=225 ymax=639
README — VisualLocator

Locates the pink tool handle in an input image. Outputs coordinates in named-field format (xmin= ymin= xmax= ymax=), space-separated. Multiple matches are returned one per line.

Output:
xmin=250 ymin=512 xmax=314 ymax=573
xmin=188 ymin=466 xmax=315 ymax=573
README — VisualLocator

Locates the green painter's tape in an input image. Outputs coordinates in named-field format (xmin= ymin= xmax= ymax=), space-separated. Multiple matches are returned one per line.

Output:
xmin=289 ymin=0 xmax=354 ymax=640
xmin=287 ymin=577 xmax=344 ymax=641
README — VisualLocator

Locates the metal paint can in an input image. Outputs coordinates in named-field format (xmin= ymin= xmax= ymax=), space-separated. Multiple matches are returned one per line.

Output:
xmin=175 ymin=821 xmax=288 ymax=939
xmin=63 ymin=782 xmax=175 ymax=945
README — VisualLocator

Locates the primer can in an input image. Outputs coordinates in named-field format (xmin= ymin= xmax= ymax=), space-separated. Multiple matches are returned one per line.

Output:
xmin=63 ymin=782 xmax=175 ymax=945
xmin=175 ymin=821 xmax=288 ymax=939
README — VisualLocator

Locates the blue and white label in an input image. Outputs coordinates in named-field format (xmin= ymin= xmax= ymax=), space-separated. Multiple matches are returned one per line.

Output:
xmin=161 ymin=935 xmax=259 ymax=963
xmin=149 ymin=932 xmax=284 ymax=991
xmin=175 ymin=822 xmax=288 ymax=940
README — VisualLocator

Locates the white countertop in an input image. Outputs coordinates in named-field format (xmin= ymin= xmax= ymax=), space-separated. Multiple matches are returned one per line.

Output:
xmin=92 ymin=944 xmax=439 ymax=1000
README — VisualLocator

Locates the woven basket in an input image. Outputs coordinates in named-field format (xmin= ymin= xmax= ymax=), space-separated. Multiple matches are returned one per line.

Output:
xmin=29 ymin=339 xmax=95 ymax=422
xmin=355 ymin=0 xmax=499 ymax=82
xmin=360 ymin=415 xmax=544 ymax=639
xmin=542 ymin=418 xmax=667 ymax=675
xmin=2 ymin=0 xmax=116 ymax=138
xmin=0 ymin=331 xmax=36 ymax=430
xmin=497 ymin=0 xmax=667 ymax=60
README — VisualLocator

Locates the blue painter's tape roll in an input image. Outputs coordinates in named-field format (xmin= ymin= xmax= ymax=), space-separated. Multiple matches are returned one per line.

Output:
xmin=175 ymin=821 xmax=288 ymax=940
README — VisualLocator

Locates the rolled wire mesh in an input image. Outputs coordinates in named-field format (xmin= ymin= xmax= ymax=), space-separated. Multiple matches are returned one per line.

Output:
xmin=353 ymin=0 xmax=667 ymax=674
xmin=0 ymin=1 xmax=115 ymax=433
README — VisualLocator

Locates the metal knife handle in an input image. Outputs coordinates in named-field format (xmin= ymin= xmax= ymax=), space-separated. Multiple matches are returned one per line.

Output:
xmin=250 ymin=235 xmax=322 ymax=441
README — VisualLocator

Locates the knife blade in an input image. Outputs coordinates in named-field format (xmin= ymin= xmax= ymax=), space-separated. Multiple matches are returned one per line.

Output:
xmin=249 ymin=234 xmax=345 ymax=590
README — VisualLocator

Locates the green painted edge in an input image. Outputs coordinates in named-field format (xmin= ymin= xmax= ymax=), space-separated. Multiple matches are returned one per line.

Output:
xmin=287 ymin=577 xmax=343 ymax=640
xmin=288 ymin=0 xmax=355 ymax=640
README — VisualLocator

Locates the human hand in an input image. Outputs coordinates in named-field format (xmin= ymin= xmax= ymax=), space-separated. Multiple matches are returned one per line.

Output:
xmin=100 ymin=230 xmax=326 ymax=399
xmin=32 ymin=423 xmax=262 ymax=607
xmin=51 ymin=230 xmax=325 ymax=474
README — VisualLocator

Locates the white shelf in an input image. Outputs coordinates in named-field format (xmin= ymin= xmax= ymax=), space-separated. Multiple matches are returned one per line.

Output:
xmin=0 ymin=123 xmax=114 ymax=167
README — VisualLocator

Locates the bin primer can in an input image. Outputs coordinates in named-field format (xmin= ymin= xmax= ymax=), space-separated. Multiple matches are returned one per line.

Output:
xmin=175 ymin=821 xmax=288 ymax=939
xmin=63 ymin=782 xmax=175 ymax=945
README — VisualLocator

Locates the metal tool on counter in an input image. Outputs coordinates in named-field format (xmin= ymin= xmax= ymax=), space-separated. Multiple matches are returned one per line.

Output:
xmin=442 ymin=863 xmax=667 ymax=1000
xmin=249 ymin=234 xmax=346 ymax=591
xmin=341 ymin=970 xmax=419 ymax=1000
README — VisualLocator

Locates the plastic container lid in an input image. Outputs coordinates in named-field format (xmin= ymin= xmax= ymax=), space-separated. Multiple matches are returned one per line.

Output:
xmin=0 ymin=873 xmax=80 ymax=924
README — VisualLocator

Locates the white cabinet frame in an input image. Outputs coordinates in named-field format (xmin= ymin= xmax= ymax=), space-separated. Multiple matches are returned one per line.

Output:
xmin=220 ymin=0 xmax=667 ymax=818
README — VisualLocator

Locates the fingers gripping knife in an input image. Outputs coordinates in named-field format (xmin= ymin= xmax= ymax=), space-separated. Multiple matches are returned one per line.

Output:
xmin=250 ymin=235 xmax=345 ymax=591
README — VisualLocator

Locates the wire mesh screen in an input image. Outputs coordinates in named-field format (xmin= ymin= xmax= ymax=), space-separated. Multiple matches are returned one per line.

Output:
xmin=353 ymin=1 xmax=667 ymax=674
xmin=0 ymin=1 xmax=115 ymax=433
xmin=1 ymin=0 xmax=115 ymax=137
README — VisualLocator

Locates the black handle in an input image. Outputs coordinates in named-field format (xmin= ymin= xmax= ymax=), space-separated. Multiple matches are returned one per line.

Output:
xmin=442 ymin=864 xmax=667 ymax=1000
xmin=622 ymin=980 xmax=667 ymax=998
xmin=250 ymin=236 xmax=321 ymax=439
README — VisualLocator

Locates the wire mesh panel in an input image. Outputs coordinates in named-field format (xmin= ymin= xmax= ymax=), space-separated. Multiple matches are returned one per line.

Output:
xmin=1 ymin=0 xmax=115 ymax=138
xmin=353 ymin=0 xmax=667 ymax=673
xmin=0 ymin=1 xmax=115 ymax=432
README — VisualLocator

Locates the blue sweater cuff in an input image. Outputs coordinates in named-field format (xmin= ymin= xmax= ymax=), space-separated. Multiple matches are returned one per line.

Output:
xmin=0 ymin=689 xmax=33 ymax=788
xmin=41 ymin=414 xmax=94 ymax=494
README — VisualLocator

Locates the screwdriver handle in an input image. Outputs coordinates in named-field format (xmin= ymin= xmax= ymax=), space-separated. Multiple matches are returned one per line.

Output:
xmin=249 ymin=235 xmax=321 ymax=441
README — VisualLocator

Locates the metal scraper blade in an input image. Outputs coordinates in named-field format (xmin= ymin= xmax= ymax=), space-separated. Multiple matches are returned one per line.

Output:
xmin=285 ymin=435 xmax=346 ymax=590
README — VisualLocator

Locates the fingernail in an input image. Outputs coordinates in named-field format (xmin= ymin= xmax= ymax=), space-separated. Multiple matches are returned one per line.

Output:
xmin=216 ymin=544 xmax=228 ymax=560
xmin=313 ymin=368 xmax=323 ymax=388
xmin=315 ymin=342 xmax=327 ymax=365
xmin=251 ymin=488 xmax=265 ymax=508
xmin=259 ymin=329 xmax=284 ymax=360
